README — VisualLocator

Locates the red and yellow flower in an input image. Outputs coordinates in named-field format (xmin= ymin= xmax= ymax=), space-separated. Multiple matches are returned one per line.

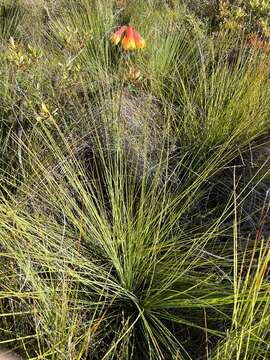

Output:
xmin=133 ymin=30 xmax=146 ymax=49
xmin=122 ymin=26 xmax=137 ymax=50
xmin=111 ymin=26 xmax=127 ymax=45
xmin=111 ymin=25 xmax=146 ymax=50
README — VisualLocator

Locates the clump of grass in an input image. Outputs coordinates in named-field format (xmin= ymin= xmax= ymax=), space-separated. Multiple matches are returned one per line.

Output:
xmin=1 ymin=1 xmax=270 ymax=359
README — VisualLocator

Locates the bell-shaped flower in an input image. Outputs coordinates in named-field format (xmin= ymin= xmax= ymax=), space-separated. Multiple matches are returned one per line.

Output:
xmin=134 ymin=30 xmax=146 ymax=49
xmin=122 ymin=26 xmax=137 ymax=50
xmin=111 ymin=26 xmax=127 ymax=45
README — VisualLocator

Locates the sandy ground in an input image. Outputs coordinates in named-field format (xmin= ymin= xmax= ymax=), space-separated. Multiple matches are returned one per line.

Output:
xmin=0 ymin=354 xmax=21 ymax=360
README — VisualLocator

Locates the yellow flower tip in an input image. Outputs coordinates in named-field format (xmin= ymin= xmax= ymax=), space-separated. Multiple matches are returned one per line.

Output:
xmin=139 ymin=39 xmax=146 ymax=49
xmin=122 ymin=37 xmax=136 ymax=50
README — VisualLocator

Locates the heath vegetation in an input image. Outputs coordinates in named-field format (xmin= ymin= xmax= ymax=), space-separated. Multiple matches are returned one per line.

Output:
xmin=0 ymin=1 xmax=270 ymax=359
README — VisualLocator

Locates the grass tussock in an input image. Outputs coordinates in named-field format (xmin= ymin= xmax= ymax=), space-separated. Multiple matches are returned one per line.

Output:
xmin=0 ymin=1 xmax=270 ymax=359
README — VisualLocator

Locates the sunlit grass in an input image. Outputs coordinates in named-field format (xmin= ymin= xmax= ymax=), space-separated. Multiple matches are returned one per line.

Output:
xmin=1 ymin=1 xmax=270 ymax=359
